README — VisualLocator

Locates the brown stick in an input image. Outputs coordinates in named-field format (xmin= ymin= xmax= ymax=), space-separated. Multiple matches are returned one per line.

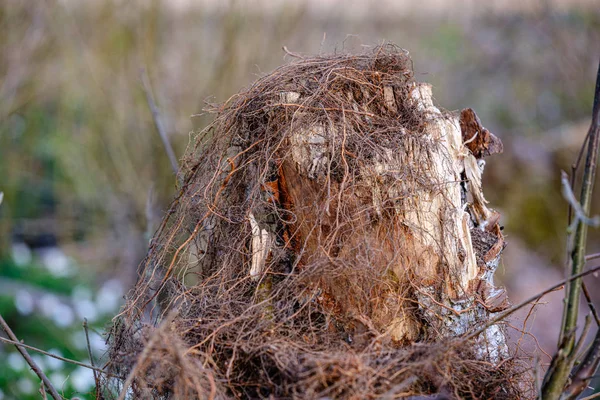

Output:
xmin=587 ymin=252 xmax=600 ymax=261
xmin=83 ymin=318 xmax=102 ymax=399
xmin=581 ymin=392 xmax=600 ymax=400
xmin=582 ymin=282 xmax=600 ymax=326
xmin=563 ymin=328 xmax=600 ymax=399
xmin=0 ymin=335 xmax=113 ymax=377
xmin=0 ymin=314 xmax=62 ymax=400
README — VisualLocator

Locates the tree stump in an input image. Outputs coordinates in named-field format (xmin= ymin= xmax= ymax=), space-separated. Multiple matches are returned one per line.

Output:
xmin=108 ymin=46 xmax=524 ymax=399
xmin=271 ymin=82 xmax=508 ymax=359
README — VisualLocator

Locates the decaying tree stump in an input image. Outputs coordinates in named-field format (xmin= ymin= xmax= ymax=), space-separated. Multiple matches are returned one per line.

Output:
xmin=107 ymin=46 xmax=528 ymax=399
xmin=270 ymin=84 xmax=509 ymax=358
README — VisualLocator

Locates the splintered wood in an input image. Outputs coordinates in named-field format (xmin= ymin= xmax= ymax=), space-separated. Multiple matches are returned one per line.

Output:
xmin=265 ymin=84 xmax=508 ymax=360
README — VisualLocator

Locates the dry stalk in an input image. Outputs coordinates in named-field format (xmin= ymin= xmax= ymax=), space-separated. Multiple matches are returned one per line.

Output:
xmin=0 ymin=314 xmax=62 ymax=400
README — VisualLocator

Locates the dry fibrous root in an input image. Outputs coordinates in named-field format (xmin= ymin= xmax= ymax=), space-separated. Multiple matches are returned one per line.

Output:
xmin=104 ymin=44 xmax=532 ymax=399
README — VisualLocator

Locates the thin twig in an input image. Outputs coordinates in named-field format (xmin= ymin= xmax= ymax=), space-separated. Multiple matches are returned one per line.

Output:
xmin=582 ymin=252 xmax=600 ymax=329
xmin=563 ymin=106 xmax=594 ymax=346
xmin=571 ymin=314 xmax=593 ymax=363
xmin=140 ymin=68 xmax=179 ymax=175
xmin=568 ymin=127 xmax=591 ymax=224
xmin=0 ymin=336 xmax=114 ymax=377
xmin=282 ymin=45 xmax=304 ymax=59
xmin=0 ymin=314 xmax=62 ymax=400
xmin=83 ymin=318 xmax=101 ymax=399
xmin=581 ymin=392 xmax=600 ymax=400
xmin=582 ymin=282 xmax=600 ymax=326
xmin=39 ymin=381 xmax=48 ymax=400
xmin=463 ymin=264 xmax=600 ymax=341
xmin=563 ymin=327 xmax=600 ymax=399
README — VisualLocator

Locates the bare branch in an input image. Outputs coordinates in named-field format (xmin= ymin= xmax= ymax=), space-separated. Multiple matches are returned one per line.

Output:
xmin=543 ymin=56 xmax=600 ymax=400
xmin=582 ymin=283 xmax=600 ymax=326
xmin=83 ymin=318 xmax=102 ymax=399
xmin=581 ymin=392 xmax=600 ymax=400
xmin=571 ymin=314 xmax=593 ymax=363
xmin=587 ymin=252 xmax=600 ymax=262
xmin=0 ymin=335 xmax=114 ymax=377
xmin=563 ymin=328 xmax=600 ymax=399
xmin=0 ymin=314 xmax=62 ymax=400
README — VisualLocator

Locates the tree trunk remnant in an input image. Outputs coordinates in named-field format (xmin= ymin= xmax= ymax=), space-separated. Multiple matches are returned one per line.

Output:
xmin=273 ymin=83 xmax=508 ymax=359
xmin=108 ymin=47 xmax=522 ymax=399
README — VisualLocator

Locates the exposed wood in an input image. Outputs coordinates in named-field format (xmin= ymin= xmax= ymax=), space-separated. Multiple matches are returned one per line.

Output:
xmin=248 ymin=212 xmax=272 ymax=279
xmin=459 ymin=108 xmax=503 ymax=159
xmin=271 ymin=82 xmax=508 ymax=357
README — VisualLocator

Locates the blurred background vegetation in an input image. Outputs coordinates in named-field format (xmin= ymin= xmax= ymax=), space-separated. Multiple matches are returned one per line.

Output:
xmin=1 ymin=0 xmax=600 ymax=398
